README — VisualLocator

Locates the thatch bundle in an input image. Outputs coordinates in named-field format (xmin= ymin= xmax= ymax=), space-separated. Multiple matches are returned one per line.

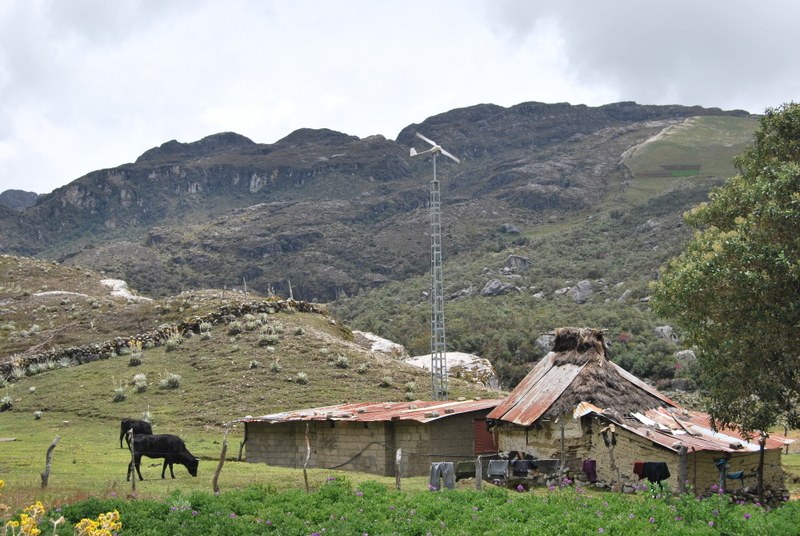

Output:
xmin=544 ymin=327 xmax=671 ymax=419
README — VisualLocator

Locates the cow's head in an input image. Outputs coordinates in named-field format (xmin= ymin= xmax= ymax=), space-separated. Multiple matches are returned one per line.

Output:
xmin=187 ymin=457 xmax=199 ymax=477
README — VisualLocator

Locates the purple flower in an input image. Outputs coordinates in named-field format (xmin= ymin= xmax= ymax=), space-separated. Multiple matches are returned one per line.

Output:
xmin=598 ymin=529 xmax=605 ymax=534
xmin=191 ymin=511 xmax=198 ymax=516
xmin=708 ymin=521 xmax=715 ymax=527
xmin=674 ymin=516 xmax=683 ymax=521
xmin=355 ymin=490 xmax=364 ymax=496
xmin=327 ymin=476 xmax=336 ymax=481
xmin=516 ymin=484 xmax=525 ymax=492
xmin=266 ymin=520 xmax=273 ymax=525
xmin=230 ymin=513 xmax=238 ymax=519
xmin=744 ymin=513 xmax=752 ymax=520
xmin=710 ymin=484 xmax=719 ymax=492
xmin=628 ymin=513 xmax=635 ymax=519
xmin=649 ymin=517 xmax=656 ymax=524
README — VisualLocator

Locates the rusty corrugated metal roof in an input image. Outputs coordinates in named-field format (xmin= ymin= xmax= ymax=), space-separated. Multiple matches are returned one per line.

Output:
xmin=487 ymin=350 xmax=679 ymax=426
xmin=487 ymin=354 xmax=585 ymax=425
xmin=237 ymin=398 xmax=504 ymax=424
xmin=636 ymin=406 xmax=791 ymax=452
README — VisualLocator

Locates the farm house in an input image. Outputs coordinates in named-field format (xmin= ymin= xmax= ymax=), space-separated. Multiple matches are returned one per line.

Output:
xmin=238 ymin=398 xmax=503 ymax=477
xmin=486 ymin=327 xmax=792 ymax=494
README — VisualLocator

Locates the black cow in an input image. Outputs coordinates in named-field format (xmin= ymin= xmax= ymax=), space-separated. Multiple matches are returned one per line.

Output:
xmin=126 ymin=434 xmax=199 ymax=481
xmin=120 ymin=418 xmax=153 ymax=449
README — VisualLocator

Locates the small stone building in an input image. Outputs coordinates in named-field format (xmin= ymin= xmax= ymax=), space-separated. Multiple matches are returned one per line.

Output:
xmin=487 ymin=327 xmax=792 ymax=493
xmin=238 ymin=399 xmax=503 ymax=477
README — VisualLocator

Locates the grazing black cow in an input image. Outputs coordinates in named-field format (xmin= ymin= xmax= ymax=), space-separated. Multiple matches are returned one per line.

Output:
xmin=119 ymin=418 xmax=153 ymax=449
xmin=126 ymin=434 xmax=199 ymax=481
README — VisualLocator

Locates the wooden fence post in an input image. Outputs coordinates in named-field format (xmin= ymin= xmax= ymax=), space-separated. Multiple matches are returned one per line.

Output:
xmin=127 ymin=428 xmax=136 ymax=492
xmin=475 ymin=456 xmax=482 ymax=491
xmin=213 ymin=428 xmax=230 ymax=495
xmin=40 ymin=435 xmax=60 ymax=488
xmin=303 ymin=423 xmax=311 ymax=493
xmin=395 ymin=448 xmax=402 ymax=490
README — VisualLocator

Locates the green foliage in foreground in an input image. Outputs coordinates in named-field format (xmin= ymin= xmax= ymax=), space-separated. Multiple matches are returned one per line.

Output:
xmin=22 ymin=478 xmax=800 ymax=535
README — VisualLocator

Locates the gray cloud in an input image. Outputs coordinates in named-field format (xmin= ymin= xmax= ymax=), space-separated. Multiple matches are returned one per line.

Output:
xmin=0 ymin=0 xmax=798 ymax=194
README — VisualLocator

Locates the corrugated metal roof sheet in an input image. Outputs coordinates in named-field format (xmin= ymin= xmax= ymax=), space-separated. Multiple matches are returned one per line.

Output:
xmin=589 ymin=406 xmax=795 ymax=453
xmin=237 ymin=398 xmax=504 ymax=425
xmin=486 ymin=351 xmax=679 ymax=426
xmin=487 ymin=357 xmax=585 ymax=426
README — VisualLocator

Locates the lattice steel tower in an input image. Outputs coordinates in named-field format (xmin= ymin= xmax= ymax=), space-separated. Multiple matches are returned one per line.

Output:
xmin=409 ymin=132 xmax=460 ymax=400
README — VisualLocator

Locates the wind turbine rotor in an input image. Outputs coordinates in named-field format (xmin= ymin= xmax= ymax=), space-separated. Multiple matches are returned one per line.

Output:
xmin=413 ymin=132 xmax=460 ymax=163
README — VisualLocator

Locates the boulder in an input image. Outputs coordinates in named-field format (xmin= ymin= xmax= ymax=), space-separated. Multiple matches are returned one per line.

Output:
xmin=571 ymin=280 xmax=593 ymax=304
xmin=480 ymin=279 xmax=521 ymax=297
xmin=405 ymin=352 xmax=500 ymax=389
xmin=654 ymin=325 xmax=678 ymax=342
xmin=535 ymin=333 xmax=555 ymax=354
xmin=504 ymin=254 xmax=532 ymax=271
xmin=497 ymin=223 xmax=520 ymax=234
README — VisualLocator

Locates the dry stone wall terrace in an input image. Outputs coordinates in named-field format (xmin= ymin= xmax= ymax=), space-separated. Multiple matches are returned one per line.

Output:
xmin=0 ymin=299 xmax=327 ymax=377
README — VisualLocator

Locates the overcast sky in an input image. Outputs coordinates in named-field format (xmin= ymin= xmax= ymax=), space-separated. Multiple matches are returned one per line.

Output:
xmin=1 ymin=0 xmax=798 ymax=194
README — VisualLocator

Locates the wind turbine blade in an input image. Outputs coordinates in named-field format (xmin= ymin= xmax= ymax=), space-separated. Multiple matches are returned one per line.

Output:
xmin=440 ymin=148 xmax=461 ymax=163
xmin=415 ymin=132 xmax=438 ymax=147
xmin=409 ymin=147 xmax=434 ymax=158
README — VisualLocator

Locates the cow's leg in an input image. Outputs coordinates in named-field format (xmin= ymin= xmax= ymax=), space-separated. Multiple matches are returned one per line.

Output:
xmin=126 ymin=461 xmax=132 ymax=481
xmin=168 ymin=461 xmax=176 ymax=479
xmin=135 ymin=455 xmax=144 ymax=481
xmin=161 ymin=459 xmax=168 ymax=479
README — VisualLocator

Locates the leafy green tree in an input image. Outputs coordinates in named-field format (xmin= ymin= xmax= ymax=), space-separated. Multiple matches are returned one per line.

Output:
xmin=652 ymin=103 xmax=800 ymax=436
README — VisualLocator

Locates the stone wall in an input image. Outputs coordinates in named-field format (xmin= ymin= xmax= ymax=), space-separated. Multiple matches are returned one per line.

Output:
xmin=1 ymin=298 xmax=327 ymax=376
xmin=496 ymin=413 xmax=786 ymax=496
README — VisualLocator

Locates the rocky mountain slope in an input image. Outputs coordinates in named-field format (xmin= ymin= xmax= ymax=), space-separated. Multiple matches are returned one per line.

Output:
xmin=0 ymin=101 xmax=758 ymax=388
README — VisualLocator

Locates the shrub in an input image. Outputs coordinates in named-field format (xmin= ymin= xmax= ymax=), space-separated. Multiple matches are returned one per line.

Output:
xmin=270 ymin=361 xmax=282 ymax=373
xmin=404 ymin=392 xmax=415 ymax=401
xmin=165 ymin=335 xmax=183 ymax=352
xmin=293 ymin=327 xmax=305 ymax=336
xmin=227 ymin=321 xmax=243 ymax=336
xmin=249 ymin=360 xmax=260 ymax=369
xmin=11 ymin=366 xmax=26 ymax=380
xmin=295 ymin=372 xmax=309 ymax=385
xmin=404 ymin=381 xmax=416 ymax=392
xmin=58 ymin=357 xmax=72 ymax=368
xmin=356 ymin=363 xmax=369 ymax=374
xmin=379 ymin=376 xmax=393 ymax=388
xmin=333 ymin=355 xmax=350 ymax=369
xmin=0 ymin=395 xmax=12 ymax=411
xmin=258 ymin=334 xmax=279 ymax=347
xmin=112 ymin=387 xmax=127 ymax=402
xmin=199 ymin=321 xmax=213 ymax=333
xmin=244 ymin=320 xmax=259 ymax=331
xmin=128 ymin=354 xmax=142 ymax=367
xmin=33 ymin=410 xmax=42 ymax=420
xmin=132 ymin=373 xmax=147 ymax=393
xmin=230 ymin=344 xmax=241 ymax=353
xmin=200 ymin=331 xmax=212 ymax=341
xmin=159 ymin=373 xmax=182 ymax=389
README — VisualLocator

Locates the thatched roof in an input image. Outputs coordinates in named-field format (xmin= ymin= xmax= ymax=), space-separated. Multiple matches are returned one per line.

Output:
xmin=487 ymin=327 xmax=677 ymax=426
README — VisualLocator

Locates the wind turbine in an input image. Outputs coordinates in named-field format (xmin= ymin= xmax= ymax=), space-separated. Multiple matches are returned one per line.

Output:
xmin=410 ymin=132 xmax=460 ymax=400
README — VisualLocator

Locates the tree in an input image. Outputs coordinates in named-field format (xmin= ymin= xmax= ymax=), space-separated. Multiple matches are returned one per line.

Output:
xmin=652 ymin=102 xmax=800 ymax=437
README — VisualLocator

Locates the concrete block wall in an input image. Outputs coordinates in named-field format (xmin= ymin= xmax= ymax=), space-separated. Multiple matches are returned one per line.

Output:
xmin=245 ymin=410 xmax=497 ymax=478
